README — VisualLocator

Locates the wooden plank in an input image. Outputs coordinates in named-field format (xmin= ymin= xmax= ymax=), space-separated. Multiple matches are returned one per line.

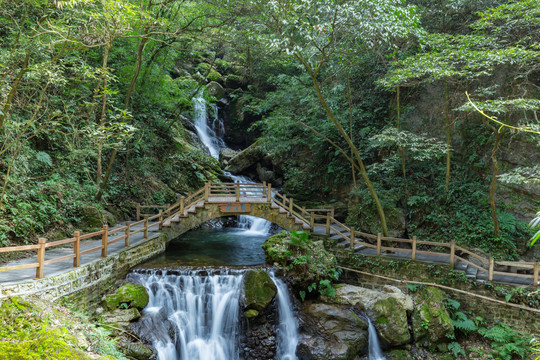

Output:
xmin=455 ymin=256 xmax=487 ymax=272
xmin=416 ymin=250 xmax=449 ymax=257
xmin=381 ymin=238 xmax=412 ymax=244
xmin=108 ymin=226 xmax=128 ymax=235
xmin=130 ymin=219 xmax=146 ymax=227
xmin=79 ymin=245 xmax=103 ymax=256
xmin=108 ymin=234 xmax=127 ymax=245
xmin=45 ymin=237 xmax=76 ymax=248
xmin=495 ymin=261 xmax=536 ymax=268
xmin=353 ymin=241 xmax=377 ymax=249
xmin=417 ymin=240 xmax=450 ymax=247
xmin=0 ymin=262 xmax=39 ymax=272
xmin=130 ymin=228 xmax=145 ymax=236
xmin=454 ymin=246 xmax=488 ymax=264
xmin=492 ymin=271 xmax=533 ymax=279
xmin=0 ymin=244 xmax=40 ymax=253
xmin=43 ymin=253 xmax=76 ymax=266
xmin=79 ymin=230 xmax=104 ymax=240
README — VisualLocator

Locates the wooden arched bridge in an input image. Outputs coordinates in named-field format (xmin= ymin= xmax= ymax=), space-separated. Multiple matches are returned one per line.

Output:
xmin=0 ymin=182 xmax=538 ymax=288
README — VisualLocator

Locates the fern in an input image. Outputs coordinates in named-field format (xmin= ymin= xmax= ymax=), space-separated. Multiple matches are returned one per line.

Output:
xmin=452 ymin=311 xmax=477 ymax=333
xmin=448 ymin=342 xmax=466 ymax=357
xmin=35 ymin=151 xmax=53 ymax=166
xmin=479 ymin=325 xmax=532 ymax=360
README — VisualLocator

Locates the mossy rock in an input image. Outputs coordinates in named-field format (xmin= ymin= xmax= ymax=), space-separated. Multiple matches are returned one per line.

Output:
xmin=371 ymin=297 xmax=410 ymax=346
xmin=224 ymin=74 xmax=243 ymax=89
xmin=412 ymin=287 xmax=454 ymax=346
xmin=123 ymin=343 xmax=156 ymax=360
xmin=242 ymin=270 xmax=277 ymax=312
xmin=102 ymin=283 xmax=149 ymax=311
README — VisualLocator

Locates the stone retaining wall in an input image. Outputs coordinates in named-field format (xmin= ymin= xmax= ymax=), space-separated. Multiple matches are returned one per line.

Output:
xmin=0 ymin=233 xmax=167 ymax=313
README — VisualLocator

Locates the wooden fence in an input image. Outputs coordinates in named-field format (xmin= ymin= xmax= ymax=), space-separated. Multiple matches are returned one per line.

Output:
xmin=0 ymin=181 xmax=538 ymax=287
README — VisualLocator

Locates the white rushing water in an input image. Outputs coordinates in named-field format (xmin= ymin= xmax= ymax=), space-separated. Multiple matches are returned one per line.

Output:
xmin=128 ymin=269 xmax=299 ymax=360
xmin=193 ymin=96 xmax=225 ymax=158
xmin=270 ymin=273 xmax=299 ymax=360
xmin=366 ymin=316 xmax=386 ymax=360
xmin=192 ymin=96 xmax=271 ymax=236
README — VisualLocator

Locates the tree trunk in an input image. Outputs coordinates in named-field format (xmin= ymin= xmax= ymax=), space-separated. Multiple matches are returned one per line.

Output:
xmin=97 ymin=44 xmax=111 ymax=185
xmin=346 ymin=73 xmax=357 ymax=187
xmin=302 ymin=60 xmax=388 ymax=236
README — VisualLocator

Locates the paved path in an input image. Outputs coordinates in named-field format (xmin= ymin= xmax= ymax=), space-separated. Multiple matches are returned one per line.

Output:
xmin=0 ymin=222 xmax=160 ymax=284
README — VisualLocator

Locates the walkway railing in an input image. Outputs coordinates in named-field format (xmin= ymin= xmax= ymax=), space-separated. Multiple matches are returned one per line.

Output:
xmin=0 ymin=181 xmax=538 ymax=287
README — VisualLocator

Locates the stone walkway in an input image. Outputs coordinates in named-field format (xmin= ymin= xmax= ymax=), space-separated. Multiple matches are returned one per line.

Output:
xmin=0 ymin=222 xmax=159 ymax=284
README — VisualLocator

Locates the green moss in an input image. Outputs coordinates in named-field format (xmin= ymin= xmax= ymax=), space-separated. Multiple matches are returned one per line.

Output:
xmin=102 ymin=283 xmax=149 ymax=311
xmin=0 ymin=297 xmax=90 ymax=360
xmin=243 ymin=270 xmax=277 ymax=311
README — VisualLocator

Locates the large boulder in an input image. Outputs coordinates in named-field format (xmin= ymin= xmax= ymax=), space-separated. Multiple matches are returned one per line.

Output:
xmin=123 ymin=343 xmax=156 ymax=360
xmin=219 ymin=147 xmax=239 ymax=167
xmin=242 ymin=270 xmax=277 ymax=313
xmin=323 ymin=284 xmax=413 ymax=347
xmin=80 ymin=205 xmax=115 ymax=230
xmin=297 ymin=302 xmax=368 ymax=360
xmin=206 ymin=81 xmax=226 ymax=99
xmin=102 ymin=283 xmax=149 ymax=311
xmin=225 ymin=142 xmax=264 ymax=174
xmin=412 ymin=287 xmax=454 ymax=346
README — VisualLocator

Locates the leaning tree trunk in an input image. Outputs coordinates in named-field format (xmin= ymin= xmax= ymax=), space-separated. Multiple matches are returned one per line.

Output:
xmin=490 ymin=130 xmax=504 ymax=238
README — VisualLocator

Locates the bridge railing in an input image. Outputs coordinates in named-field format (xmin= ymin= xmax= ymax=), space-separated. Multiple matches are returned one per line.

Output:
xmin=0 ymin=210 xmax=165 ymax=280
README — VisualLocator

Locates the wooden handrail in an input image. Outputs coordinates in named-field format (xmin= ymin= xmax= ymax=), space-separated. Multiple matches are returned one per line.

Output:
xmin=0 ymin=181 xmax=537 ymax=287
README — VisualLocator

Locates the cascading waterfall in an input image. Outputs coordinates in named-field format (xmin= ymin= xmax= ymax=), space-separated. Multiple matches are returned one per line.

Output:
xmin=192 ymin=96 xmax=271 ymax=235
xmin=128 ymin=269 xmax=299 ymax=360
xmin=365 ymin=316 xmax=386 ymax=360
xmin=270 ymin=273 xmax=299 ymax=360
xmin=193 ymin=96 xmax=225 ymax=158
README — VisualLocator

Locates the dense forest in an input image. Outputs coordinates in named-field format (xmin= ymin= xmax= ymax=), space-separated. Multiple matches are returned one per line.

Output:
xmin=0 ymin=0 xmax=539 ymax=262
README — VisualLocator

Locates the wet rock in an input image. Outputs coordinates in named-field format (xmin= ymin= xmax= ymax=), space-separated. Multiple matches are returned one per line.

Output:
xmin=80 ymin=205 xmax=115 ymax=230
xmin=322 ymin=284 xmax=413 ymax=347
xmin=242 ymin=270 xmax=277 ymax=312
xmin=297 ymin=302 xmax=368 ymax=360
xmin=412 ymin=287 xmax=454 ymax=346
xmin=123 ymin=342 xmax=156 ymax=360
xmin=102 ymin=307 xmax=141 ymax=334
xmin=240 ymin=321 xmax=277 ymax=360
xmin=102 ymin=283 xmax=149 ymax=311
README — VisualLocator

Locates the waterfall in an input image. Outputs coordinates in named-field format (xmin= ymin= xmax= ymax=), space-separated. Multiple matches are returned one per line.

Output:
xmin=270 ymin=273 xmax=299 ymax=360
xmin=191 ymin=94 xmax=272 ymax=236
xmin=128 ymin=269 xmax=299 ymax=360
xmin=193 ymin=96 xmax=225 ymax=159
xmin=365 ymin=317 xmax=385 ymax=360
xmin=127 ymin=269 xmax=243 ymax=360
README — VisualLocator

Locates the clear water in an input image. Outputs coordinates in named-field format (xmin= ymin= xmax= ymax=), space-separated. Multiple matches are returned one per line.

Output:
xmin=271 ymin=273 xmax=299 ymax=360
xmin=141 ymin=228 xmax=268 ymax=267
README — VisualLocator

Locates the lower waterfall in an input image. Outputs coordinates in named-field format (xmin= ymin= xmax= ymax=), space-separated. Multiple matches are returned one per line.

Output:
xmin=127 ymin=269 xmax=298 ymax=360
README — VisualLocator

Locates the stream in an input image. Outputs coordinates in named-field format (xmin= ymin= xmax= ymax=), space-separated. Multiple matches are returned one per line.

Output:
xmin=127 ymin=95 xmax=384 ymax=360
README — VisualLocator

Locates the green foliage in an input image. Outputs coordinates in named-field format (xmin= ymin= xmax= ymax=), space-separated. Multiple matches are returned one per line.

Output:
xmin=448 ymin=341 xmax=466 ymax=357
xmin=0 ymin=297 xmax=126 ymax=360
xmin=478 ymin=324 xmax=532 ymax=360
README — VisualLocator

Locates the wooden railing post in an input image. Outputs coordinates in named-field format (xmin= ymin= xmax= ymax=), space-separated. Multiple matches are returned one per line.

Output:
xmin=158 ymin=210 xmax=163 ymax=230
xmin=289 ymin=198 xmax=294 ymax=214
xmin=144 ymin=216 xmax=149 ymax=239
xmin=267 ymin=184 xmax=272 ymax=202
xmin=180 ymin=197 xmax=185 ymax=214
xmin=125 ymin=222 xmax=131 ymax=247
xmin=73 ymin=231 xmax=80 ymax=268
xmin=534 ymin=263 xmax=539 ymax=287
xmin=350 ymin=227 xmax=355 ymax=250
xmin=136 ymin=203 xmax=141 ymax=221
xmin=101 ymin=225 xmax=108 ymax=258
xmin=488 ymin=257 xmax=494 ymax=281
xmin=310 ymin=213 xmax=315 ymax=230
xmin=326 ymin=213 xmax=331 ymax=236
xmin=236 ymin=182 xmax=240 ymax=202
xmin=205 ymin=182 xmax=210 ymax=201
xmin=450 ymin=241 xmax=455 ymax=267
xmin=376 ymin=233 xmax=382 ymax=256
xmin=262 ymin=181 xmax=267 ymax=196
xmin=35 ymin=238 xmax=46 ymax=279
xmin=411 ymin=236 xmax=417 ymax=260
